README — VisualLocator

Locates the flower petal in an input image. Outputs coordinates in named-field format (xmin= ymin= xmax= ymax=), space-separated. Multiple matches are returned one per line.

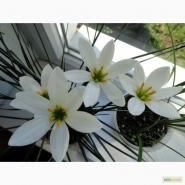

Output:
xmin=128 ymin=97 xmax=145 ymax=115
xmin=101 ymin=81 xmax=125 ymax=106
xmin=10 ymin=99 xmax=24 ymax=109
xmin=118 ymin=74 xmax=137 ymax=96
xmin=19 ymin=76 xmax=42 ymax=92
xmin=106 ymin=59 xmax=138 ymax=79
xmin=66 ymin=111 xmax=102 ymax=133
xmin=8 ymin=116 xmax=53 ymax=146
xmin=41 ymin=64 xmax=52 ymax=90
xmin=48 ymin=67 xmax=68 ymax=105
xmin=50 ymin=123 xmax=69 ymax=162
xmin=16 ymin=92 xmax=54 ymax=115
xmin=145 ymin=101 xmax=181 ymax=119
xmin=152 ymin=86 xmax=183 ymax=101
xmin=133 ymin=63 xmax=145 ymax=88
xmin=64 ymin=86 xmax=85 ymax=111
xmin=98 ymin=40 xmax=114 ymax=70
xmin=145 ymin=67 xmax=170 ymax=91
xmin=78 ymin=37 xmax=97 ymax=71
xmin=84 ymin=81 xmax=100 ymax=107
xmin=65 ymin=70 xmax=91 ymax=83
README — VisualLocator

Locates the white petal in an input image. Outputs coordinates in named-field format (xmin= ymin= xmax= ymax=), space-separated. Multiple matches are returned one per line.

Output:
xmin=8 ymin=116 xmax=53 ymax=146
xmin=41 ymin=64 xmax=52 ymax=90
xmin=145 ymin=67 xmax=170 ymax=91
xmin=128 ymin=97 xmax=145 ymax=115
xmin=16 ymin=92 xmax=54 ymax=115
xmin=65 ymin=70 xmax=91 ymax=83
xmin=78 ymin=37 xmax=97 ymax=71
xmin=66 ymin=111 xmax=102 ymax=133
xmin=50 ymin=123 xmax=69 ymax=162
xmin=84 ymin=81 xmax=100 ymax=107
xmin=98 ymin=40 xmax=114 ymax=70
xmin=19 ymin=76 xmax=42 ymax=92
xmin=101 ymin=81 xmax=125 ymax=106
xmin=10 ymin=99 xmax=24 ymax=109
xmin=152 ymin=86 xmax=183 ymax=101
xmin=64 ymin=86 xmax=85 ymax=111
xmin=145 ymin=101 xmax=181 ymax=118
xmin=106 ymin=59 xmax=138 ymax=78
xmin=133 ymin=63 xmax=145 ymax=88
xmin=48 ymin=67 xmax=68 ymax=105
xmin=118 ymin=74 xmax=137 ymax=96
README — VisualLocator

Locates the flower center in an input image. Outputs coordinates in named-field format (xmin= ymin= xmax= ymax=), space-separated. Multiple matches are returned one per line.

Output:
xmin=48 ymin=105 xmax=67 ymax=126
xmin=136 ymin=82 xmax=156 ymax=102
xmin=91 ymin=66 xmax=108 ymax=83
xmin=37 ymin=89 xmax=50 ymax=100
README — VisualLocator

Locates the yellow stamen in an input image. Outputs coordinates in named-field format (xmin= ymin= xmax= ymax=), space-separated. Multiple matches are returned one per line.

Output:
xmin=141 ymin=96 xmax=145 ymax=100
xmin=95 ymin=79 xmax=98 ymax=82
xmin=145 ymin=98 xmax=151 ymax=101
xmin=148 ymin=91 xmax=156 ymax=95
xmin=91 ymin=73 xmax=95 ymax=77
xmin=62 ymin=108 xmax=66 ymax=112
xmin=63 ymin=116 xmax=67 ymax=119
xmin=57 ymin=120 xmax=61 ymax=126
xmin=103 ymin=73 xmax=108 ymax=77
xmin=37 ymin=91 xmax=42 ymax=95
xmin=145 ymin=86 xmax=152 ymax=93
xmin=100 ymin=66 xmax=103 ymax=72
xmin=137 ymin=82 xmax=145 ymax=94
xmin=94 ymin=68 xmax=97 ymax=73
xmin=102 ymin=80 xmax=107 ymax=82
xmin=49 ymin=117 xmax=55 ymax=121
xmin=56 ymin=105 xmax=60 ymax=110
xmin=48 ymin=108 xmax=54 ymax=113
xmin=44 ymin=89 xmax=47 ymax=94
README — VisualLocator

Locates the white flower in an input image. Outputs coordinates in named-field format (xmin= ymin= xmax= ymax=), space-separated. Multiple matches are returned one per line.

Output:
xmin=10 ymin=64 xmax=52 ymax=109
xmin=118 ymin=63 xmax=183 ymax=118
xmin=65 ymin=38 xmax=138 ymax=107
xmin=11 ymin=64 xmax=71 ymax=109
xmin=9 ymin=67 xmax=102 ymax=162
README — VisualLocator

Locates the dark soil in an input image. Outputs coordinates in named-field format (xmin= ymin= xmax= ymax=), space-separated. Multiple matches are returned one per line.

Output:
xmin=117 ymin=96 xmax=168 ymax=147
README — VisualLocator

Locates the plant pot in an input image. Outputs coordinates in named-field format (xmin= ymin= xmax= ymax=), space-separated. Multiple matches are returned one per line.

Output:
xmin=112 ymin=99 xmax=174 ymax=152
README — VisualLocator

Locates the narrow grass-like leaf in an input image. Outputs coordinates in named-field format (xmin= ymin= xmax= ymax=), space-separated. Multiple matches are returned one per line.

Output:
xmin=93 ymin=133 xmax=115 ymax=162
xmin=114 ymin=24 xmax=129 ymax=42
xmin=33 ymin=24 xmax=53 ymax=68
xmin=36 ymin=135 xmax=46 ymax=161
xmin=66 ymin=151 xmax=71 ymax=162
xmin=137 ymin=134 xmax=143 ymax=162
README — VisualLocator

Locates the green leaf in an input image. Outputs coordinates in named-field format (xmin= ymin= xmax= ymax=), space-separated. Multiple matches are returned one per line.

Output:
xmin=137 ymin=134 xmax=143 ymax=162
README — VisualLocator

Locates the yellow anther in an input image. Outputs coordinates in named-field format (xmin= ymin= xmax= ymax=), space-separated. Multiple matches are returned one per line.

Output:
xmin=57 ymin=120 xmax=61 ymax=126
xmin=95 ymin=79 xmax=98 ymax=82
xmin=63 ymin=116 xmax=67 ymax=119
xmin=145 ymin=86 xmax=152 ymax=93
xmin=94 ymin=68 xmax=97 ymax=73
xmin=100 ymin=66 xmax=103 ymax=72
xmin=91 ymin=73 xmax=95 ymax=77
xmin=62 ymin=108 xmax=66 ymax=112
xmin=49 ymin=117 xmax=55 ymax=121
xmin=102 ymin=80 xmax=107 ymax=82
xmin=141 ymin=96 xmax=145 ymax=100
xmin=137 ymin=83 xmax=145 ymax=94
xmin=145 ymin=98 xmax=151 ymax=101
xmin=103 ymin=73 xmax=108 ymax=77
xmin=48 ymin=108 xmax=54 ymax=113
xmin=37 ymin=91 xmax=43 ymax=96
xmin=148 ymin=91 xmax=156 ymax=95
xmin=44 ymin=89 xmax=47 ymax=94
xmin=56 ymin=105 xmax=60 ymax=110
